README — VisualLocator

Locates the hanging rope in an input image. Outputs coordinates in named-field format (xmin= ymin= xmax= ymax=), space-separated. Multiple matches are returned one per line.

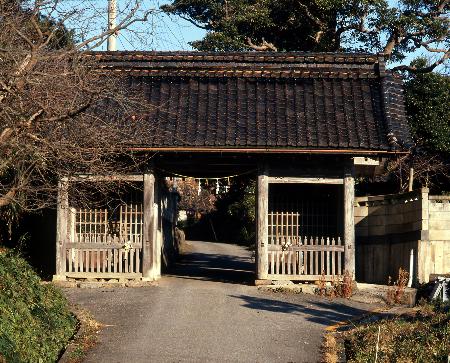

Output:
xmin=158 ymin=168 xmax=256 ymax=195
xmin=156 ymin=167 xmax=257 ymax=180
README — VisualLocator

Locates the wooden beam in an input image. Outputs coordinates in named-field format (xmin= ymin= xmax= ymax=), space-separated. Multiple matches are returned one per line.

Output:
xmin=353 ymin=157 xmax=380 ymax=166
xmin=268 ymin=177 xmax=343 ymax=184
xmin=268 ymin=245 xmax=345 ymax=252
xmin=66 ymin=243 xmax=141 ymax=249
xmin=54 ymin=179 xmax=69 ymax=281
xmin=142 ymin=171 xmax=156 ymax=280
xmin=344 ymin=175 xmax=355 ymax=278
xmin=65 ymin=272 xmax=141 ymax=279
xmin=257 ymin=164 xmax=269 ymax=280
xmin=267 ymin=274 xmax=339 ymax=281
xmin=130 ymin=146 xmax=408 ymax=155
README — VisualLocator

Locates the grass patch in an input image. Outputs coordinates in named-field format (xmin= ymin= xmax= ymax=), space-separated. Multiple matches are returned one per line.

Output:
xmin=343 ymin=302 xmax=450 ymax=362
xmin=0 ymin=250 xmax=77 ymax=362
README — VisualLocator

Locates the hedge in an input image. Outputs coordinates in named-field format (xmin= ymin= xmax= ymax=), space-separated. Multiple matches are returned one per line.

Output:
xmin=0 ymin=251 xmax=77 ymax=362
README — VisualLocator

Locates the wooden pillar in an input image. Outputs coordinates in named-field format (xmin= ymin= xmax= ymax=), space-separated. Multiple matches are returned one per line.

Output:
xmin=54 ymin=178 xmax=69 ymax=281
xmin=142 ymin=171 xmax=156 ymax=280
xmin=154 ymin=177 xmax=162 ymax=279
xmin=256 ymin=165 xmax=269 ymax=280
xmin=344 ymin=175 xmax=355 ymax=278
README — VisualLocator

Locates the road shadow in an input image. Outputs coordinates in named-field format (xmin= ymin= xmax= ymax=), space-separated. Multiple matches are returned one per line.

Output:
xmin=166 ymin=245 xmax=255 ymax=285
xmin=229 ymin=294 xmax=377 ymax=326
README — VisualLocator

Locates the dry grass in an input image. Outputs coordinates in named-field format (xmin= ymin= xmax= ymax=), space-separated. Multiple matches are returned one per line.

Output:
xmin=331 ymin=270 xmax=354 ymax=299
xmin=343 ymin=302 xmax=450 ymax=362
xmin=386 ymin=267 xmax=409 ymax=305
xmin=59 ymin=306 xmax=104 ymax=363
xmin=316 ymin=270 xmax=354 ymax=299
xmin=317 ymin=270 xmax=327 ymax=297
xmin=322 ymin=333 xmax=339 ymax=363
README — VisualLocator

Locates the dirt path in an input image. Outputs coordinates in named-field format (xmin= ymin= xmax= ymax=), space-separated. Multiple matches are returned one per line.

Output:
xmin=64 ymin=241 xmax=378 ymax=363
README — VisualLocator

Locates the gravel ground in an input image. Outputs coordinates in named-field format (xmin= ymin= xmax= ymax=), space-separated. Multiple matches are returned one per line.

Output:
xmin=64 ymin=241 xmax=379 ymax=363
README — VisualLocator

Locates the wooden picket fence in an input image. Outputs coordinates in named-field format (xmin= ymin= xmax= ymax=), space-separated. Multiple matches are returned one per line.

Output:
xmin=267 ymin=210 xmax=344 ymax=280
xmin=64 ymin=204 xmax=143 ymax=278
xmin=267 ymin=236 xmax=344 ymax=280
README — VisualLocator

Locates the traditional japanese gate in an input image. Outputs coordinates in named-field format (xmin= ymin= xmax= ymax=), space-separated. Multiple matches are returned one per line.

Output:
xmin=53 ymin=51 xmax=412 ymax=283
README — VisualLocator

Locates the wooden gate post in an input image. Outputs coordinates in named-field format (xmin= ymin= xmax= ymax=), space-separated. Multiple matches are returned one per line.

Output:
xmin=54 ymin=178 xmax=69 ymax=281
xmin=143 ymin=171 xmax=156 ymax=280
xmin=344 ymin=175 xmax=355 ymax=278
xmin=153 ymin=177 xmax=162 ymax=280
xmin=256 ymin=165 xmax=269 ymax=281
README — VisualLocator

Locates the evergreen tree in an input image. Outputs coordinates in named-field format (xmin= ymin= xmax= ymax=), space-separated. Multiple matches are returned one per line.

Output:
xmin=162 ymin=0 xmax=339 ymax=51
xmin=163 ymin=0 xmax=449 ymax=72
xmin=405 ymin=59 xmax=450 ymax=154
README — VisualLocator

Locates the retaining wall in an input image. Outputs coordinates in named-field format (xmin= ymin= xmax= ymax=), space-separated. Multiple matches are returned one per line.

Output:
xmin=355 ymin=189 xmax=450 ymax=283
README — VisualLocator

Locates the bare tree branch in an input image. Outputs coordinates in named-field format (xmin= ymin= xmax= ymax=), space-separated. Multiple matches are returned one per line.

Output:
xmin=246 ymin=37 xmax=278 ymax=51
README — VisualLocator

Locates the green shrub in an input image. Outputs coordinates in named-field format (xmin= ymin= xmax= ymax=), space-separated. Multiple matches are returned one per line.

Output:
xmin=0 ymin=251 xmax=77 ymax=362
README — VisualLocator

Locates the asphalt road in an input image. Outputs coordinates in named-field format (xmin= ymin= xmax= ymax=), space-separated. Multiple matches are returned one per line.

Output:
xmin=64 ymin=241 xmax=376 ymax=363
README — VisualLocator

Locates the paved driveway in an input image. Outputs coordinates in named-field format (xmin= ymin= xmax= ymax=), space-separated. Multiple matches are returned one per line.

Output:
xmin=64 ymin=241 xmax=376 ymax=363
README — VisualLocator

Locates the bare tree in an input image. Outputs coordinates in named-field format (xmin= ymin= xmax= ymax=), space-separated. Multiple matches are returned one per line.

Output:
xmin=385 ymin=152 xmax=449 ymax=192
xmin=172 ymin=178 xmax=216 ymax=216
xmin=0 ymin=0 xmax=158 ymax=226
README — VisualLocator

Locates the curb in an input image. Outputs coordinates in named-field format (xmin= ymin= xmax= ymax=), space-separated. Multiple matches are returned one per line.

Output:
xmin=324 ymin=307 xmax=388 ymax=332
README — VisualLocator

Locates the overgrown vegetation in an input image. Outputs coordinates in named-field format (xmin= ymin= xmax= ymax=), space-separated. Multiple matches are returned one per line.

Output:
xmin=343 ymin=301 xmax=450 ymax=362
xmin=0 ymin=250 xmax=77 ymax=362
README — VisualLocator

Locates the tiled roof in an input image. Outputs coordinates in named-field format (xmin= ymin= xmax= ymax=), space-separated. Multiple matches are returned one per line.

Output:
xmin=93 ymin=51 xmax=412 ymax=152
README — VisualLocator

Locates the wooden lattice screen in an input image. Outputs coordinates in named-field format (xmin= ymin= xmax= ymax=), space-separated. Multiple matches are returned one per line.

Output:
xmin=267 ymin=184 xmax=344 ymax=280
xmin=65 ymin=204 xmax=143 ymax=278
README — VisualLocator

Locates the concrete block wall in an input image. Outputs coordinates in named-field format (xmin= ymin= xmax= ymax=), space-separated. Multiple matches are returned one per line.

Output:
xmin=418 ymin=196 xmax=450 ymax=282
xmin=355 ymin=189 xmax=450 ymax=284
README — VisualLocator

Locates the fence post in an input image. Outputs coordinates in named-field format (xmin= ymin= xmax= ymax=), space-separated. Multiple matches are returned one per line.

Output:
xmin=256 ymin=164 xmax=269 ymax=281
xmin=344 ymin=175 xmax=355 ymax=278
xmin=54 ymin=178 xmax=69 ymax=281
xmin=418 ymin=187 xmax=430 ymax=282
xmin=143 ymin=171 xmax=156 ymax=280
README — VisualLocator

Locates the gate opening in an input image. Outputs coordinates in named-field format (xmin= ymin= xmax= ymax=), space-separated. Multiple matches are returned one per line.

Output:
xmin=168 ymin=175 xmax=256 ymax=284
